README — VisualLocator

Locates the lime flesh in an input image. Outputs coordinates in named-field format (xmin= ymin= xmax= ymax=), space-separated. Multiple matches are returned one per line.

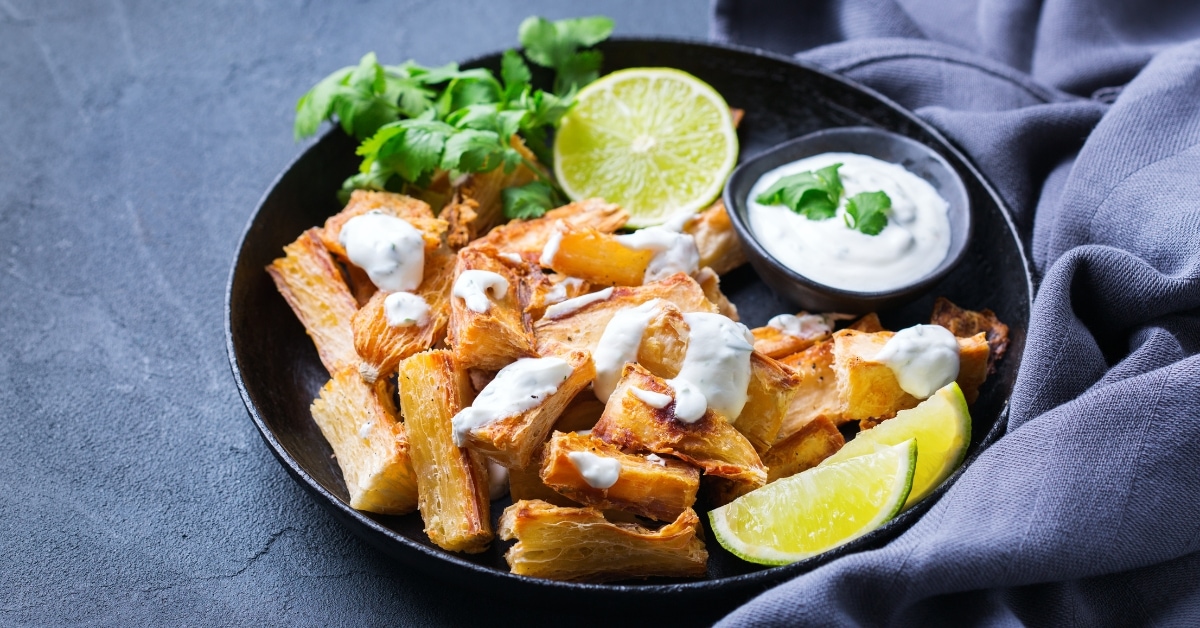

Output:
xmin=709 ymin=440 xmax=916 ymax=565
xmin=553 ymin=68 xmax=739 ymax=228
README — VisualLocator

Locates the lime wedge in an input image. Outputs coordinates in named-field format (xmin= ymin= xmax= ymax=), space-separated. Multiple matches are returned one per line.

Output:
xmin=553 ymin=68 xmax=739 ymax=228
xmin=821 ymin=382 xmax=970 ymax=509
xmin=710 ymin=440 xmax=916 ymax=565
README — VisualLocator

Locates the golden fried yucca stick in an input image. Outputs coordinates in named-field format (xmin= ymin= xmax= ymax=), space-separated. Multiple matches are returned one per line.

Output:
xmin=694 ymin=267 xmax=739 ymax=321
xmin=930 ymin=297 xmax=1010 ymax=374
xmin=534 ymin=272 xmax=716 ymax=357
xmin=447 ymin=247 xmax=536 ymax=370
xmin=684 ymin=199 xmax=747 ymax=276
xmin=441 ymin=136 xmax=543 ymax=248
xmin=499 ymin=500 xmax=708 ymax=582
xmin=735 ymin=353 xmax=802 ymax=453
xmin=592 ymin=363 xmax=767 ymax=487
xmin=834 ymin=329 xmax=991 ymax=427
xmin=309 ymin=368 xmax=419 ymax=514
xmin=764 ymin=414 xmax=845 ymax=483
xmin=352 ymin=249 xmax=456 ymax=383
xmin=509 ymin=459 xmax=580 ymax=507
xmin=541 ymin=223 xmax=654 ymax=286
xmin=466 ymin=197 xmax=627 ymax=259
xmin=458 ymin=350 xmax=596 ymax=469
xmin=540 ymin=431 xmax=700 ymax=522
xmin=397 ymin=350 xmax=492 ymax=553
xmin=266 ymin=228 xmax=359 ymax=374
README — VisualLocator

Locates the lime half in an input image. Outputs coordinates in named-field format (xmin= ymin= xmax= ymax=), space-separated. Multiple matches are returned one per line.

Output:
xmin=821 ymin=382 xmax=970 ymax=509
xmin=710 ymin=440 xmax=916 ymax=565
xmin=554 ymin=68 xmax=739 ymax=228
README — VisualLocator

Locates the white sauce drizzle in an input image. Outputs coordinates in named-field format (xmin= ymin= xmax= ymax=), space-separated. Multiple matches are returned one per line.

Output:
xmin=451 ymin=357 xmax=574 ymax=446
xmin=339 ymin=211 xmax=426 ymax=292
xmin=767 ymin=313 xmax=832 ymax=339
xmin=543 ymin=286 xmax=614 ymax=320
xmin=539 ymin=221 xmax=566 ymax=267
xmin=645 ymin=453 xmax=666 ymax=466
xmin=630 ymin=386 xmax=672 ymax=409
xmin=357 ymin=421 xmax=373 ymax=440
xmin=498 ymin=252 xmax=524 ymax=264
xmin=544 ymin=277 xmax=585 ymax=306
xmin=666 ymin=313 xmax=755 ymax=424
xmin=746 ymin=153 xmax=951 ymax=292
xmin=616 ymin=227 xmax=700 ymax=283
xmin=486 ymin=459 xmax=509 ymax=501
xmin=452 ymin=270 xmax=509 ymax=313
xmin=874 ymin=324 xmax=961 ymax=399
xmin=592 ymin=300 xmax=664 ymax=402
xmin=567 ymin=451 xmax=622 ymax=489
xmin=383 ymin=292 xmax=431 ymax=327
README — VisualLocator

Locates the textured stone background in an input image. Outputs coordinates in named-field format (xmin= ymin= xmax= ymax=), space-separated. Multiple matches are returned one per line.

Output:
xmin=0 ymin=1 xmax=710 ymax=625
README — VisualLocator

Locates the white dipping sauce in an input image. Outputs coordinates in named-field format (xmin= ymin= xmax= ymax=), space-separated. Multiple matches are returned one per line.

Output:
xmin=875 ymin=324 xmax=960 ymax=399
xmin=592 ymin=300 xmax=664 ymax=401
xmin=451 ymin=357 xmax=573 ymax=446
xmin=543 ymin=277 xmax=585 ymax=305
xmin=747 ymin=152 xmax=951 ymax=292
xmin=630 ymin=386 xmax=672 ymax=409
xmin=543 ymin=286 xmax=614 ymax=320
xmin=667 ymin=313 xmax=755 ymax=423
xmin=616 ymin=227 xmax=700 ymax=283
xmin=486 ymin=459 xmax=510 ymax=500
xmin=567 ymin=451 xmax=622 ymax=489
xmin=767 ymin=313 xmax=832 ymax=339
xmin=452 ymin=270 xmax=509 ymax=313
xmin=539 ymin=221 xmax=566 ymax=267
xmin=339 ymin=211 xmax=426 ymax=292
xmin=383 ymin=292 xmax=431 ymax=327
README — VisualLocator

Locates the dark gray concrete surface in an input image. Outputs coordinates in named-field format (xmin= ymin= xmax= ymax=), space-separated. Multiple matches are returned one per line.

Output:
xmin=0 ymin=1 xmax=710 ymax=625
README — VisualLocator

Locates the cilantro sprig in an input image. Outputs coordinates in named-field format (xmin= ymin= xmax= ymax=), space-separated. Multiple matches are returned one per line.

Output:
xmin=294 ymin=15 xmax=612 ymax=218
xmin=755 ymin=163 xmax=893 ymax=235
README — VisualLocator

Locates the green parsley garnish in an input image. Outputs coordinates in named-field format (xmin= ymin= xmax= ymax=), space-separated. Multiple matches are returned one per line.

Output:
xmin=294 ymin=15 xmax=613 ymax=218
xmin=754 ymin=163 xmax=844 ymax=221
xmin=843 ymin=191 xmax=891 ymax=235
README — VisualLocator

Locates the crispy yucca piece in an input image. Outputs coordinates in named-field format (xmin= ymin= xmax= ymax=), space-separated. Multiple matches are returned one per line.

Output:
xmin=499 ymin=500 xmax=708 ymax=582
xmin=459 ymin=350 xmax=596 ymax=469
xmin=765 ymin=414 xmax=845 ymax=483
xmin=397 ymin=350 xmax=492 ymax=553
xmin=930 ymin=297 xmax=1010 ymax=374
xmin=634 ymin=302 xmax=690 ymax=379
xmin=309 ymin=368 xmax=419 ymax=514
xmin=447 ymin=248 xmax=536 ymax=370
xmin=735 ymin=353 xmax=802 ymax=453
xmin=352 ymin=249 xmax=456 ymax=383
xmin=593 ymin=364 xmax=766 ymax=487
xmin=319 ymin=190 xmax=447 ymax=260
xmin=266 ymin=229 xmax=359 ymax=374
xmin=752 ymin=315 xmax=831 ymax=359
xmin=467 ymin=198 xmax=627 ymax=258
xmin=540 ymin=431 xmax=700 ymax=522
xmin=509 ymin=459 xmax=580 ymax=507
xmin=694 ymin=267 xmax=739 ymax=321
xmin=534 ymin=273 xmax=716 ymax=357
xmin=525 ymin=272 xmax=591 ymax=321
xmin=441 ymin=136 xmax=542 ymax=248
xmin=835 ymin=329 xmax=991 ymax=425
xmin=542 ymin=224 xmax=653 ymax=286
xmin=684 ymin=199 xmax=747 ymax=276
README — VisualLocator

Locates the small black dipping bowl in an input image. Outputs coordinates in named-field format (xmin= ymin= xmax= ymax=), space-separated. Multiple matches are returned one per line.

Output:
xmin=724 ymin=126 xmax=972 ymax=313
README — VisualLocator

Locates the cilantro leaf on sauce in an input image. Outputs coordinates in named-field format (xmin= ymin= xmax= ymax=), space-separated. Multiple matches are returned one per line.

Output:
xmin=754 ymin=163 xmax=844 ymax=221
xmin=844 ymin=191 xmax=892 ymax=235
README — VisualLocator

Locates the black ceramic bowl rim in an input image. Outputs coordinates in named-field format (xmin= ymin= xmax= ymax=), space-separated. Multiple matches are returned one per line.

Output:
xmin=225 ymin=36 xmax=1026 ymax=601
xmin=724 ymin=126 xmax=973 ymax=309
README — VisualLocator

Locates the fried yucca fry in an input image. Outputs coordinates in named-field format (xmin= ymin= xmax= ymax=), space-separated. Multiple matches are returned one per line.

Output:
xmin=499 ymin=500 xmax=708 ymax=582
xmin=734 ymin=353 xmax=802 ymax=453
xmin=397 ymin=350 xmax=492 ymax=553
xmin=509 ymin=459 xmax=580 ymax=507
xmin=534 ymin=273 xmax=716 ymax=357
xmin=441 ymin=136 xmax=543 ymax=248
xmin=593 ymin=364 xmax=766 ymax=487
xmin=540 ymin=431 xmax=700 ymax=522
xmin=694 ymin=267 xmax=739 ymax=321
xmin=266 ymin=229 xmax=359 ymax=374
xmin=930 ymin=297 xmax=1010 ymax=374
xmin=684 ymin=199 xmax=747 ymax=276
xmin=352 ymin=249 xmax=456 ymax=383
xmin=459 ymin=351 xmax=596 ymax=469
xmin=319 ymin=190 xmax=447 ymax=260
xmin=467 ymin=197 xmax=627 ymax=258
xmin=447 ymin=247 xmax=536 ymax=370
xmin=835 ymin=329 xmax=991 ymax=426
xmin=542 ymin=224 xmax=653 ymax=286
xmin=309 ymin=368 xmax=419 ymax=514
xmin=765 ymin=415 xmax=845 ymax=483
